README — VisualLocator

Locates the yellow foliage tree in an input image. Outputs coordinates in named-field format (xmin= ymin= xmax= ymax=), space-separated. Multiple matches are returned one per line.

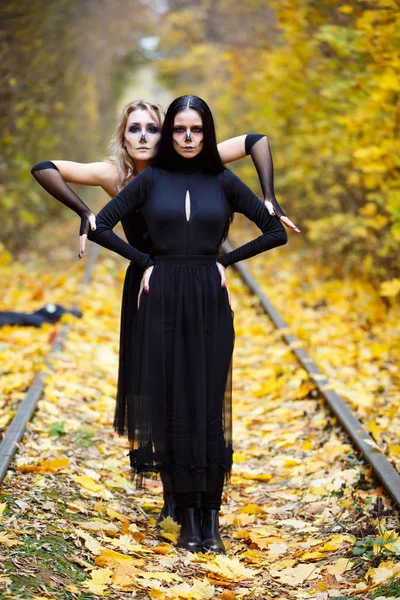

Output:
xmin=157 ymin=0 xmax=400 ymax=280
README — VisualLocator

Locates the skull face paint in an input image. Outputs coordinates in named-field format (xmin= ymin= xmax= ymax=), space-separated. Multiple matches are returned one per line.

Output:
xmin=124 ymin=108 xmax=162 ymax=162
xmin=172 ymin=109 xmax=204 ymax=159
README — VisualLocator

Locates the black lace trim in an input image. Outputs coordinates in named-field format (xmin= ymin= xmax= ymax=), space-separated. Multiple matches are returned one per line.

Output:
xmin=127 ymin=442 xmax=233 ymax=492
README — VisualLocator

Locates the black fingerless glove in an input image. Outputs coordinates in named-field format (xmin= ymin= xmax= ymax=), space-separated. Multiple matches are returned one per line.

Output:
xmin=245 ymin=134 xmax=287 ymax=219
xmin=31 ymin=161 xmax=94 ymax=235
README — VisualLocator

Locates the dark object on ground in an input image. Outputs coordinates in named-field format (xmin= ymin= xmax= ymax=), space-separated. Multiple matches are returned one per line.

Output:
xmin=0 ymin=304 xmax=82 ymax=328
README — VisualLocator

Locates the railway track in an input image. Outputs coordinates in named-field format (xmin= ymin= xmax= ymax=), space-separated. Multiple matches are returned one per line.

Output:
xmin=0 ymin=244 xmax=99 ymax=483
xmin=1 ymin=240 xmax=399 ymax=510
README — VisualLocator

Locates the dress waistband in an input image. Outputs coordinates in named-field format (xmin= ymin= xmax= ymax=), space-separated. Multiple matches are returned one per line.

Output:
xmin=154 ymin=255 xmax=218 ymax=265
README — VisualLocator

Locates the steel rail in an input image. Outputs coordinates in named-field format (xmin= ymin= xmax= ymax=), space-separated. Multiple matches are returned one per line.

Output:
xmin=3 ymin=239 xmax=399 ymax=508
xmin=0 ymin=244 xmax=100 ymax=484
xmin=223 ymin=240 xmax=400 ymax=508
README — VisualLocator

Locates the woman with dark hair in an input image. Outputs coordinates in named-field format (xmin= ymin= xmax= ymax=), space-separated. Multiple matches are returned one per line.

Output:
xmin=86 ymin=95 xmax=288 ymax=553
xmin=30 ymin=99 xmax=299 ymax=259
xmin=30 ymin=98 xmax=299 ymax=530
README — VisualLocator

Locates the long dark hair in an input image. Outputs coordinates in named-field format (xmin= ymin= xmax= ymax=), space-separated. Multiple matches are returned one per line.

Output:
xmin=155 ymin=95 xmax=233 ymax=244
xmin=155 ymin=95 xmax=225 ymax=175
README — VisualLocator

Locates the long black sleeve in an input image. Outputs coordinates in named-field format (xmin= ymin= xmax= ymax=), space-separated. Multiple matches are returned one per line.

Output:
xmin=217 ymin=169 xmax=287 ymax=268
xmin=30 ymin=161 xmax=94 ymax=235
xmin=88 ymin=168 xmax=154 ymax=270
xmin=245 ymin=134 xmax=286 ymax=218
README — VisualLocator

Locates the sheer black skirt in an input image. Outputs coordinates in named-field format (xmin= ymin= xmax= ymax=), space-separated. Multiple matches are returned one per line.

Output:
xmin=115 ymin=255 xmax=234 ymax=494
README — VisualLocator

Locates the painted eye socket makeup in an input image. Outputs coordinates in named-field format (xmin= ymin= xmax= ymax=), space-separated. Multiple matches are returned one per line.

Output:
xmin=173 ymin=126 xmax=203 ymax=134
xmin=128 ymin=125 xmax=160 ymax=134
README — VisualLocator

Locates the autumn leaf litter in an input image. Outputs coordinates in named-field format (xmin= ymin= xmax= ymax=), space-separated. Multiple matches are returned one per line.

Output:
xmin=1 ymin=229 xmax=400 ymax=599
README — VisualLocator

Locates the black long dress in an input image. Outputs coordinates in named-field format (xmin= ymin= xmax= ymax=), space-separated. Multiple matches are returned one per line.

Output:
xmin=88 ymin=164 xmax=287 ymax=493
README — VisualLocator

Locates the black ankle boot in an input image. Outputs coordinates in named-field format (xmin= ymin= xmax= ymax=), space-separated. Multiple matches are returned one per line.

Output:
xmin=156 ymin=493 xmax=180 ymax=525
xmin=201 ymin=508 xmax=226 ymax=554
xmin=176 ymin=507 xmax=202 ymax=552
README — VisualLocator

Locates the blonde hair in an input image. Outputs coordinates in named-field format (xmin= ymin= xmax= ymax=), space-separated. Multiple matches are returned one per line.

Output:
xmin=107 ymin=100 xmax=165 ymax=191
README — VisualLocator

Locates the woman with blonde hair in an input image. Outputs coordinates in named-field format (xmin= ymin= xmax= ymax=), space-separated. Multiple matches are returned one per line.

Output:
xmin=31 ymin=98 xmax=299 ymax=526
xmin=85 ymin=95 xmax=288 ymax=553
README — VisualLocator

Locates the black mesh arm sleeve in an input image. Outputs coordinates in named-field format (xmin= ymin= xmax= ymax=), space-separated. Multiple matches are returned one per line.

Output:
xmin=30 ymin=161 xmax=94 ymax=236
xmin=217 ymin=169 xmax=287 ymax=269
xmin=245 ymin=134 xmax=287 ymax=218
xmin=87 ymin=168 xmax=154 ymax=270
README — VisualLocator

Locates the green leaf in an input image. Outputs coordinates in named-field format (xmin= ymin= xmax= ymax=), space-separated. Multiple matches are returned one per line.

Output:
xmin=49 ymin=421 xmax=66 ymax=438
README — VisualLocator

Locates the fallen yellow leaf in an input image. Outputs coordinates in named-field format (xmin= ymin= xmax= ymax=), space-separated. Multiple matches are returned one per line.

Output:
xmin=202 ymin=555 xmax=256 ymax=582
xmin=112 ymin=563 xmax=137 ymax=588
xmin=0 ymin=535 xmax=24 ymax=548
xmin=106 ymin=506 xmax=129 ymax=522
xmin=16 ymin=457 xmax=69 ymax=474
xmin=95 ymin=548 xmax=136 ymax=567
xmin=83 ymin=567 xmax=112 ymax=595
xmin=74 ymin=475 xmax=104 ymax=495
xmin=75 ymin=528 xmax=103 ymax=555
xmin=366 ymin=561 xmax=400 ymax=585
xmin=65 ymin=584 xmax=81 ymax=594
xmin=151 ymin=544 xmax=174 ymax=554
xmin=0 ymin=503 xmax=7 ymax=519
xmin=326 ymin=558 xmax=354 ymax=576
xmin=238 ymin=503 xmax=265 ymax=515
xmin=159 ymin=515 xmax=180 ymax=534
xmin=270 ymin=563 xmax=320 ymax=586
xmin=160 ymin=531 xmax=179 ymax=544
xmin=80 ymin=520 xmax=119 ymax=535
xmin=242 ymin=473 xmax=272 ymax=482
xmin=222 ymin=513 xmax=256 ymax=526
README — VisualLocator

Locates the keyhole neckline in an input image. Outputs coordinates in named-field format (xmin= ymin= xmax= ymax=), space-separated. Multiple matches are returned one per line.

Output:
xmin=185 ymin=189 xmax=191 ymax=222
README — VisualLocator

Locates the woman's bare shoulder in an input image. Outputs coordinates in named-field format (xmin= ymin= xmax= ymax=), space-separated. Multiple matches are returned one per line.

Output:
xmin=51 ymin=160 xmax=119 ymax=195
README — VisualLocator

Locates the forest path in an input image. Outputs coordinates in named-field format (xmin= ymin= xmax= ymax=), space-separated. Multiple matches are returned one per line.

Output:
xmin=1 ymin=235 xmax=399 ymax=599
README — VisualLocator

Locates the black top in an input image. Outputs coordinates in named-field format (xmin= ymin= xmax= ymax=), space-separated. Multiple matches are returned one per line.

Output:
xmin=30 ymin=133 xmax=287 ymax=245
xmin=88 ymin=166 xmax=287 ymax=270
